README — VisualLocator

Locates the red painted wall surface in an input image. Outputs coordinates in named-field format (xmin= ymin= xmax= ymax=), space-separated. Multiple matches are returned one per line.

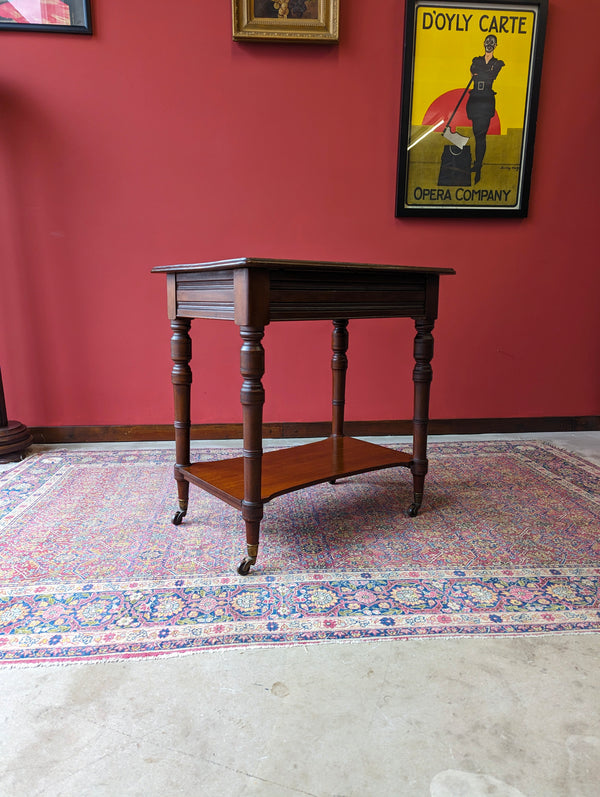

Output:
xmin=0 ymin=1 xmax=598 ymax=427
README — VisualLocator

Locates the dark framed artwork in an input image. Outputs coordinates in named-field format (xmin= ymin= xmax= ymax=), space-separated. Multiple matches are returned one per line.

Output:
xmin=0 ymin=0 xmax=91 ymax=34
xmin=232 ymin=0 xmax=338 ymax=43
xmin=395 ymin=0 xmax=547 ymax=217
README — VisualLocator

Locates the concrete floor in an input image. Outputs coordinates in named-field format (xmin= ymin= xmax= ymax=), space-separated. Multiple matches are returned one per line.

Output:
xmin=1 ymin=432 xmax=599 ymax=797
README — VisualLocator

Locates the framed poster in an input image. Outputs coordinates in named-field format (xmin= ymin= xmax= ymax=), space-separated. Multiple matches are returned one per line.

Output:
xmin=395 ymin=0 xmax=547 ymax=217
xmin=232 ymin=0 xmax=339 ymax=43
xmin=0 ymin=0 xmax=91 ymax=34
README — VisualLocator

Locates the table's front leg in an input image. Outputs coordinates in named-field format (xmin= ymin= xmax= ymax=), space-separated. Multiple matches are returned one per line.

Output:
xmin=237 ymin=325 xmax=265 ymax=575
xmin=170 ymin=317 xmax=192 ymax=525
xmin=409 ymin=317 xmax=435 ymax=517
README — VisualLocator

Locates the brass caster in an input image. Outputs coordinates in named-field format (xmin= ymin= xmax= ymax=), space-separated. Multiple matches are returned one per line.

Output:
xmin=172 ymin=499 xmax=188 ymax=526
xmin=237 ymin=544 xmax=259 ymax=576
xmin=237 ymin=555 xmax=256 ymax=576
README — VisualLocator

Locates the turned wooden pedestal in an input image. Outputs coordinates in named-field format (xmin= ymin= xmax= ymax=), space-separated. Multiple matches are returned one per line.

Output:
xmin=0 ymin=370 xmax=32 ymax=463
xmin=152 ymin=257 xmax=454 ymax=574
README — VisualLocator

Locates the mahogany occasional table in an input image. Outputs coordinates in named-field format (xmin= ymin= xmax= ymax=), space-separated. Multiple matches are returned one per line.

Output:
xmin=152 ymin=258 xmax=455 ymax=575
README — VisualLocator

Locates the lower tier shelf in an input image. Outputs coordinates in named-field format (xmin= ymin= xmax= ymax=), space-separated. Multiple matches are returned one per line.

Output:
xmin=179 ymin=436 xmax=413 ymax=508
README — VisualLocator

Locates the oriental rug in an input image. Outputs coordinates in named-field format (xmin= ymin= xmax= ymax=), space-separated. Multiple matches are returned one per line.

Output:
xmin=0 ymin=441 xmax=599 ymax=666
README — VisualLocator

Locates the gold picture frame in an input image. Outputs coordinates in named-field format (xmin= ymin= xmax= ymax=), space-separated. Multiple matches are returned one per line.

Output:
xmin=232 ymin=0 xmax=339 ymax=43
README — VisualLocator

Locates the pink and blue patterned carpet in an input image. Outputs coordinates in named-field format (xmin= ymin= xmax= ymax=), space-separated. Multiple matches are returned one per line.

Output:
xmin=1 ymin=441 xmax=599 ymax=665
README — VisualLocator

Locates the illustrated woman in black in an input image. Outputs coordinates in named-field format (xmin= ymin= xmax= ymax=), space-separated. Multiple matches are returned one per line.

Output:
xmin=466 ymin=35 xmax=505 ymax=183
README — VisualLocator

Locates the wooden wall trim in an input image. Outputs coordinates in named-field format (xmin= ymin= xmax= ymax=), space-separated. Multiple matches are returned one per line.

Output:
xmin=29 ymin=417 xmax=600 ymax=444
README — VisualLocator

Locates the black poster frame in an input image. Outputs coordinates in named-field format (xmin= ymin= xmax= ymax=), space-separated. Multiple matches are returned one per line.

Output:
xmin=395 ymin=0 xmax=548 ymax=218
xmin=0 ymin=1 xmax=91 ymax=34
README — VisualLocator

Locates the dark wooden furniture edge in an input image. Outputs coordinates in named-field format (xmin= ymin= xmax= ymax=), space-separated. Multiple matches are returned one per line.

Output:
xmin=151 ymin=257 xmax=456 ymax=275
xmin=29 ymin=417 xmax=600 ymax=444
xmin=0 ymin=369 xmax=33 ymax=462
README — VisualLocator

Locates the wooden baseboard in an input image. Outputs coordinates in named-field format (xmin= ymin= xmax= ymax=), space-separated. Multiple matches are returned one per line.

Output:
xmin=29 ymin=417 xmax=600 ymax=444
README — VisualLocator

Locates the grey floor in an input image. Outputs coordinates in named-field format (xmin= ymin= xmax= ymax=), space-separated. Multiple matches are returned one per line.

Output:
xmin=1 ymin=432 xmax=599 ymax=797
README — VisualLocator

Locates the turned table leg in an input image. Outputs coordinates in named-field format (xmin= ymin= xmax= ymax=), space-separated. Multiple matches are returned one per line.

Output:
xmin=237 ymin=325 xmax=265 ymax=575
xmin=331 ymin=319 xmax=349 ymax=438
xmin=409 ymin=317 xmax=435 ymax=517
xmin=170 ymin=318 xmax=192 ymax=525
xmin=329 ymin=319 xmax=349 ymax=484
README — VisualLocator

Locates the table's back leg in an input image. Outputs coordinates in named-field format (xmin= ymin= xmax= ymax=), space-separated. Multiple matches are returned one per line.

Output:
xmin=237 ymin=325 xmax=265 ymax=575
xmin=331 ymin=319 xmax=349 ymax=437
xmin=410 ymin=317 xmax=435 ymax=516
xmin=170 ymin=318 xmax=192 ymax=525
xmin=329 ymin=319 xmax=349 ymax=484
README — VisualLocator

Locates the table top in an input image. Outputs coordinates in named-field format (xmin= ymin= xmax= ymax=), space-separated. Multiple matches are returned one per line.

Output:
xmin=152 ymin=257 xmax=456 ymax=276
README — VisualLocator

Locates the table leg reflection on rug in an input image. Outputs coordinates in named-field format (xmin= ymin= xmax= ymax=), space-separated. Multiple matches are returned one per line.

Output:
xmin=152 ymin=257 xmax=455 ymax=574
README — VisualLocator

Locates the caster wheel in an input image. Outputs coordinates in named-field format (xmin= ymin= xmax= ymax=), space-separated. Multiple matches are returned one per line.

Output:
xmin=407 ymin=503 xmax=420 ymax=518
xmin=237 ymin=556 xmax=255 ymax=576
xmin=172 ymin=511 xmax=186 ymax=526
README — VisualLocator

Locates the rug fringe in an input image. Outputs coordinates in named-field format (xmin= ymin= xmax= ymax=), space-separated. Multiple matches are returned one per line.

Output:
xmin=3 ymin=628 xmax=598 ymax=670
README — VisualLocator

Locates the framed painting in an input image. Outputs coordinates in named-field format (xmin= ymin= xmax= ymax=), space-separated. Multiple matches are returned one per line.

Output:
xmin=0 ymin=0 xmax=91 ymax=33
xmin=395 ymin=0 xmax=547 ymax=217
xmin=232 ymin=0 xmax=339 ymax=43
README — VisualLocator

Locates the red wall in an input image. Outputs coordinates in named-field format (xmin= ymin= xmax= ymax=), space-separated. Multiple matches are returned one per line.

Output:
xmin=0 ymin=1 xmax=598 ymax=428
